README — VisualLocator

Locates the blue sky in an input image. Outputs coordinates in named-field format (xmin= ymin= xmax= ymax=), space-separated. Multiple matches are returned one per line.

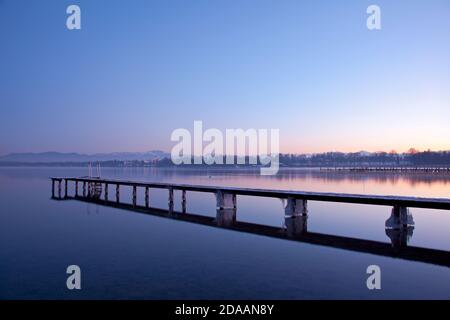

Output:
xmin=1 ymin=0 xmax=449 ymax=155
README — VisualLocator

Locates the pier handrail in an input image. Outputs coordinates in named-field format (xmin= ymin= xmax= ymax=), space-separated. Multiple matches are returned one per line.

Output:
xmin=50 ymin=177 xmax=450 ymax=210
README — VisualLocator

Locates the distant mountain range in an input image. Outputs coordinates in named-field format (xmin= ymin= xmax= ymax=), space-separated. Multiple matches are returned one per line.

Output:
xmin=0 ymin=151 xmax=170 ymax=163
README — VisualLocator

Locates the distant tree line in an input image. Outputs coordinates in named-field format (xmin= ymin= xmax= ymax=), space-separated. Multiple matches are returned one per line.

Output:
xmin=153 ymin=150 xmax=450 ymax=167
xmin=274 ymin=150 xmax=450 ymax=167
xmin=1 ymin=150 xmax=449 ymax=167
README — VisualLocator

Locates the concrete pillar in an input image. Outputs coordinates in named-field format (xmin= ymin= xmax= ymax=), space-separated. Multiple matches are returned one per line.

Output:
xmin=285 ymin=215 xmax=308 ymax=237
xmin=284 ymin=198 xmax=308 ymax=217
xmin=145 ymin=187 xmax=149 ymax=208
xmin=283 ymin=198 xmax=308 ymax=236
xmin=64 ymin=179 xmax=68 ymax=198
xmin=385 ymin=206 xmax=414 ymax=229
xmin=132 ymin=186 xmax=137 ymax=206
xmin=385 ymin=206 xmax=415 ymax=247
xmin=52 ymin=180 xmax=55 ymax=198
xmin=216 ymin=208 xmax=236 ymax=227
xmin=116 ymin=184 xmax=120 ymax=203
xmin=104 ymin=183 xmax=108 ymax=201
xmin=181 ymin=190 xmax=186 ymax=213
xmin=216 ymin=191 xmax=236 ymax=210
xmin=75 ymin=181 xmax=79 ymax=197
xmin=87 ymin=182 xmax=91 ymax=197
xmin=168 ymin=187 xmax=174 ymax=213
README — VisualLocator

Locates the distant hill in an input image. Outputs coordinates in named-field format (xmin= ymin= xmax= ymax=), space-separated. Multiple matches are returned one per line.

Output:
xmin=0 ymin=151 xmax=170 ymax=163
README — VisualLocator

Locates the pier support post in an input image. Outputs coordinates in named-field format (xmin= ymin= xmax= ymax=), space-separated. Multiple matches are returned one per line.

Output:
xmin=58 ymin=180 xmax=62 ymax=199
xmin=181 ymin=190 xmax=186 ymax=213
xmin=51 ymin=180 xmax=55 ymax=198
xmin=385 ymin=205 xmax=415 ymax=248
xmin=284 ymin=198 xmax=308 ymax=217
xmin=132 ymin=186 xmax=137 ymax=207
xmin=215 ymin=191 xmax=237 ymax=210
xmin=116 ymin=184 xmax=120 ymax=203
xmin=284 ymin=198 xmax=308 ymax=236
xmin=75 ymin=181 xmax=79 ymax=197
xmin=285 ymin=215 xmax=308 ymax=236
xmin=215 ymin=191 xmax=237 ymax=227
xmin=385 ymin=206 xmax=414 ymax=229
xmin=64 ymin=179 xmax=68 ymax=198
xmin=104 ymin=183 xmax=108 ymax=201
xmin=168 ymin=187 xmax=174 ymax=213
xmin=88 ymin=182 xmax=91 ymax=197
xmin=145 ymin=187 xmax=149 ymax=208
xmin=83 ymin=182 xmax=86 ymax=197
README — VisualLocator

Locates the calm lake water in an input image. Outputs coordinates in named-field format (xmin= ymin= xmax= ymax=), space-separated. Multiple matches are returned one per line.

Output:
xmin=1 ymin=167 xmax=449 ymax=299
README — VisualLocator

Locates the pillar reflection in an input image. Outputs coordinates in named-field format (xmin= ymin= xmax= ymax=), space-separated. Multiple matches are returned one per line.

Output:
xmin=216 ymin=208 xmax=236 ymax=227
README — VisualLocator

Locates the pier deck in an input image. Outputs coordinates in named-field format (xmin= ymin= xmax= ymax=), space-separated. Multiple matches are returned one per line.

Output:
xmin=52 ymin=177 xmax=450 ymax=210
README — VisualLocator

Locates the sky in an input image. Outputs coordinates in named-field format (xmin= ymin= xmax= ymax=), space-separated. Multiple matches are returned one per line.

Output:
xmin=0 ymin=0 xmax=449 ymax=155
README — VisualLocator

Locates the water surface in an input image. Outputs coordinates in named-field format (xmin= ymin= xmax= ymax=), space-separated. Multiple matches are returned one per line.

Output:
xmin=1 ymin=167 xmax=449 ymax=299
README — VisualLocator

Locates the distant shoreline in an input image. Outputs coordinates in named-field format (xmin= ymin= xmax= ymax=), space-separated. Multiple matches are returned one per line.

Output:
xmin=1 ymin=161 xmax=450 ymax=173
xmin=1 ymin=150 xmax=449 ymax=168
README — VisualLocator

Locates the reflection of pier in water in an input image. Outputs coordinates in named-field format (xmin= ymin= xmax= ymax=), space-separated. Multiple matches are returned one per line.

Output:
xmin=50 ymin=177 xmax=450 ymax=268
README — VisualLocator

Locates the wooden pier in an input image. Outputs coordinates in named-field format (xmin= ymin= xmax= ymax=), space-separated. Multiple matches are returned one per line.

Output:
xmin=50 ymin=177 xmax=450 ymax=267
